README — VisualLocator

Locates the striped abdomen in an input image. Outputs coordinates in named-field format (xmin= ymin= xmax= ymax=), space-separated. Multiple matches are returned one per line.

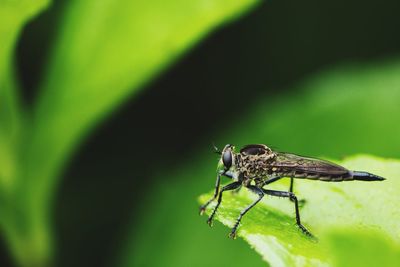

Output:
xmin=280 ymin=170 xmax=384 ymax=182
xmin=271 ymin=152 xmax=385 ymax=182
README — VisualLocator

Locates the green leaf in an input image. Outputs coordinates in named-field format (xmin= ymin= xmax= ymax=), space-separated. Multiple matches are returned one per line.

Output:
xmin=0 ymin=0 xmax=50 ymax=190
xmin=0 ymin=0 xmax=50 ymax=79
xmin=327 ymin=230 xmax=400 ymax=267
xmin=198 ymin=155 xmax=400 ymax=267
xmin=0 ymin=1 xmax=50 ymax=266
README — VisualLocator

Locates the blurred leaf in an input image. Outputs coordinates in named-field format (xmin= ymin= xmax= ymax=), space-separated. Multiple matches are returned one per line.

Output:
xmin=0 ymin=0 xmax=261 ymax=266
xmin=120 ymin=59 xmax=400 ymax=267
xmin=199 ymin=155 xmax=400 ymax=266
xmin=0 ymin=0 xmax=50 ymax=190
xmin=0 ymin=0 xmax=50 ymax=79
xmin=0 ymin=0 xmax=50 ymax=266
xmin=327 ymin=230 xmax=400 ymax=267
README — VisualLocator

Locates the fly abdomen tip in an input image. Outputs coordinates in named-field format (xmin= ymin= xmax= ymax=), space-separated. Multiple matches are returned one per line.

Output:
xmin=351 ymin=171 xmax=385 ymax=181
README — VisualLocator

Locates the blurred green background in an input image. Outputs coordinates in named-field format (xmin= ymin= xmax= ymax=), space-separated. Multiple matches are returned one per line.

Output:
xmin=1 ymin=0 xmax=400 ymax=266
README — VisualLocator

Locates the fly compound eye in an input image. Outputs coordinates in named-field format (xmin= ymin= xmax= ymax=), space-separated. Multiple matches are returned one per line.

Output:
xmin=222 ymin=150 xmax=232 ymax=169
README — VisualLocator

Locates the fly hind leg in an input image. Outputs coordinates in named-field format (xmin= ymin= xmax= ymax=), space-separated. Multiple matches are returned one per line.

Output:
xmin=289 ymin=178 xmax=306 ymax=207
xmin=262 ymin=188 xmax=314 ymax=238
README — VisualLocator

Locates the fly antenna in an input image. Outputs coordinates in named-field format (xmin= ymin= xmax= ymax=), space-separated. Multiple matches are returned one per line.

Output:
xmin=212 ymin=143 xmax=221 ymax=155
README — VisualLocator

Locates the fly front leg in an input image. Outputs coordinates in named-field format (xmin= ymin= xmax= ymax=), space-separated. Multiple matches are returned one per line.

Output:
xmin=262 ymin=188 xmax=314 ymax=238
xmin=199 ymin=173 xmax=221 ymax=215
xmin=200 ymin=171 xmax=235 ymax=214
xmin=207 ymin=182 xmax=241 ymax=226
xmin=229 ymin=185 xmax=264 ymax=239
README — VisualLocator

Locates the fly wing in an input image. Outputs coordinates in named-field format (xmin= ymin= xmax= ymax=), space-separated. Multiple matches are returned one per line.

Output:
xmin=272 ymin=152 xmax=350 ymax=179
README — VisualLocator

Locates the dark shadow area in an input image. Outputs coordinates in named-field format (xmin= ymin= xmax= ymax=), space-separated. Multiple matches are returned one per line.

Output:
xmin=0 ymin=238 xmax=14 ymax=267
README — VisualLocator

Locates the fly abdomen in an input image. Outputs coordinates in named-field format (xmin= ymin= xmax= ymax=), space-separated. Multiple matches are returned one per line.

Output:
xmin=270 ymin=152 xmax=385 ymax=182
xmin=294 ymin=172 xmax=319 ymax=180
xmin=288 ymin=171 xmax=384 ymax=182
xmin=287 ymin=171 xmax=351 ymax=182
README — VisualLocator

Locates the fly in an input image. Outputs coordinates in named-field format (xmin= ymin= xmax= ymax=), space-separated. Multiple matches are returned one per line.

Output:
xmin=199 ymin=144 xmax=385 ymax=239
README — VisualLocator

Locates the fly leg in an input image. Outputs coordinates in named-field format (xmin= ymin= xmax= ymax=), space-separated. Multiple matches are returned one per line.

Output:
xmin=231 ymin=172 xmax=243 ymax=195
xmin=200 ymin=171 xmax=235 ymax=214
xmin=289 ymin=178 xmax=294 ymax=192
xmin=207 ymin=182 xmax=241 ymax=226
xmin=231 ymin=184 xmax=242 ymax=195
xmin=263 ymin=176 xmax=282 ymax=186
xmin=289 ymin=178 xmax=306 ymax=207
xmin=262 ymin=188 xmax=314 ymax=238
xmin=229 ymin=185 xmax=264 ymax=239
xmin=199 ymin=173 xmax=221 ymax=215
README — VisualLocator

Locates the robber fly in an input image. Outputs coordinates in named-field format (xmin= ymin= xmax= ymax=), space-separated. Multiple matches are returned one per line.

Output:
xmin=199 ymin=144 xmax=385 ymax=239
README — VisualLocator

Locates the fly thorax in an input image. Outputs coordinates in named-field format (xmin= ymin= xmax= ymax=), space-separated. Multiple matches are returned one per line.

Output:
xmin=237 ymin=152 xmax=276 ymax=178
